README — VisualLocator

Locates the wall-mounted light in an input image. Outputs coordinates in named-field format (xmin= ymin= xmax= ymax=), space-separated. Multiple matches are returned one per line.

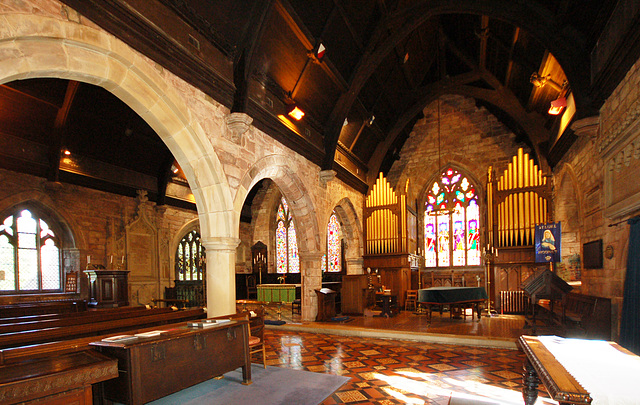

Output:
xmin=171 ymin=164 xmax=179 ymax=174
xmin=287 ymin=105 xmax=305 ymax=120
xmin=548 ymin=96 xmax=567 ymax=115
xmin=530 ymin=72 xmax=549 ymax=88
xmin=63 ymin=149 xmax=71 ymax=156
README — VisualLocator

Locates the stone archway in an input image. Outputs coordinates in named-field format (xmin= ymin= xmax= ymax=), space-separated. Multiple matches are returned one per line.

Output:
xmin=333 ymin=198 xmax=364 ymax=274
xmin=0 ymin=10 xmax=237 ymax=314
xmin=235 ymin=155 xmax=321 ymax=320
xmin=554 ymin=164 xmax=583 ymax=285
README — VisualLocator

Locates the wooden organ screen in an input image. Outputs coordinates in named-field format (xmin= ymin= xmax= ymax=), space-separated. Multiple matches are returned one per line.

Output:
xmin=364 ymin=173 xmax=415 ymax=256
xmin=488 ymin=148 xmax=552 ymax=249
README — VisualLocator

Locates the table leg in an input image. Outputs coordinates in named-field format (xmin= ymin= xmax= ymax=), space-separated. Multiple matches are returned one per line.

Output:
xmin=522 ymin=360 xmax=539 ymax=405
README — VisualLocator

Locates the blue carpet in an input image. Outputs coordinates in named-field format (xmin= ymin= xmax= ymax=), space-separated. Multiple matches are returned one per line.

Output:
xmin=148 ymin=365 xmax=350 ymax=405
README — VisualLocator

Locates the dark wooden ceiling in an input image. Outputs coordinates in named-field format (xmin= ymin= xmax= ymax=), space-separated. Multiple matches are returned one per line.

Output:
xmin=1 ymin=0 xmax=634 ymax=200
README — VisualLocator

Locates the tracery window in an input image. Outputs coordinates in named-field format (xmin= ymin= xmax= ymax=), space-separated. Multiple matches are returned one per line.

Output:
xmin=424 ymin=168 xmax=480 ymax=268
xmin=276 ymin=198 xmax=299 ymax=274
xmin=0 ymin=209 xmax=62 ymax=292
xmin=175 ymin=229 xmax=205 ymax=281
xmin=322 ymin=212 xmax=342 ymax=273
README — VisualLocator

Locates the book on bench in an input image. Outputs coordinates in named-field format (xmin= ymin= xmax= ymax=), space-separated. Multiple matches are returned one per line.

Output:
xmin=188 ymin=319 xmax=231 ymax=328
xmin=102 ymin=334 xmax=139 ymax=343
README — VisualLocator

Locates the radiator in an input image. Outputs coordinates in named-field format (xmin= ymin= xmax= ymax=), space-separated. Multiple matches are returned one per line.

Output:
xmin=500 ymin=290 xmax=528 ymax=314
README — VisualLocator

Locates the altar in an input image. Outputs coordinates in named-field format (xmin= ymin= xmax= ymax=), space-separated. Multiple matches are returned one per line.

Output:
xmin=257 ymin=284 xmax=297 ymax=303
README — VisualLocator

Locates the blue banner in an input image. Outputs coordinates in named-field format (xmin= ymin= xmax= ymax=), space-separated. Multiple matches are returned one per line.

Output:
xmin=535 ymin=222 xmax=561 ymax=263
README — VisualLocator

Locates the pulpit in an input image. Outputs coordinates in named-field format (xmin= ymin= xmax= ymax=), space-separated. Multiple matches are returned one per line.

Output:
xmin=315 ymin=288 xmax=337 ymax=321
xmin=84 ymin=269 xmax=129 ymax=308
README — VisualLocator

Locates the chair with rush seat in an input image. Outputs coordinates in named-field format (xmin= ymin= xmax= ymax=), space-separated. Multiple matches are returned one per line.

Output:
xmin=244 ymin=307 xmax=266 ymax=368
xmin=405 ymin=290 xmax=418 ymax=311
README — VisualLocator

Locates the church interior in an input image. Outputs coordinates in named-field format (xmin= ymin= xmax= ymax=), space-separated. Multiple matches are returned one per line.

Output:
xmin=1 ymin=0 xmax=640 ymax=404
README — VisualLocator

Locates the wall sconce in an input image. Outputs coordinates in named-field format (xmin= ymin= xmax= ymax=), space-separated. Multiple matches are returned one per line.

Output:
xmin=548 ymin=96 xmax=567 ymax=115
xmin=171 ymin=164 xmax=179 ymax=174
xmin=287 ymin=105 xmax=305 ymax=120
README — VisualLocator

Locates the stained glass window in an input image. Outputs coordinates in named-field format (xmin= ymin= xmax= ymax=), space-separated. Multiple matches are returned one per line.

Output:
xmin=175 ymin=229 xmax=205 ymax=281
xmin=0 ymin=209 xmax=61 ymax=292
xmin=424 ymin=168 xmax=480 ymax=268
xmin=325 ymin=212 xmax=341 ymax=272
xmin=275 ymin=197 xmax=299 ymax=274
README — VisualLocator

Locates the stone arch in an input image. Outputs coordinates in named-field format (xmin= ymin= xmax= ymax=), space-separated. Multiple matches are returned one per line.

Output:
xmin=332 ymin=198 xmax=364 ymax=274
xmin=0 ymin=191 xmax=83 ymax=290
xmin=235 ymin=155 xmax=322 ymax=321
xmin=0 ymin=11 xmax=237 ymax=313
xmin=554 ymin=163 xmax=583 ymax=284
xmin=0 ymin=12 xmax=233 ymax=240
xmin=0 ymin=189 xmax=83 ymax=251
xmin=235 ymin=155 xmax=321 ymax=255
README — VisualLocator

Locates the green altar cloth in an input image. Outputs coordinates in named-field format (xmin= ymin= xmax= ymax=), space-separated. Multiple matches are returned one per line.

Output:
xmin=257 ymin=284 xmax=296 ymax=303
xmin=418 ymin=287 xmax=487 ymax=303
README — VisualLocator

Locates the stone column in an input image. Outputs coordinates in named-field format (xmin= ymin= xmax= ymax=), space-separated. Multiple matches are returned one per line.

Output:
xmin=201 ymin=237 xmax=241 ymax=317
xmin=299 ymin=251 xmax=324 ymax=322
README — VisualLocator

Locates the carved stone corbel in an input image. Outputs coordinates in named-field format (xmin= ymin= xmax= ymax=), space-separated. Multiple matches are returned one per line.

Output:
xmin=225 ymin=112 xmax=253 ymax=144
xmin=319 ymin=169 xmax=336 ymax=188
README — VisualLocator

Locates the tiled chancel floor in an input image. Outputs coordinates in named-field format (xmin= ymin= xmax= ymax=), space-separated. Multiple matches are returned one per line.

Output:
xmin=252 ymin=304 xmax=554 ymax=404
xmin=263 ymin=329 xmax=555 ymax=405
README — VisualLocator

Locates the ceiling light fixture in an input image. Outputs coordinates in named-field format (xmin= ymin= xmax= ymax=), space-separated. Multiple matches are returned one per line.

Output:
xmin=287 ymin=105 xmax=305 ymax=120
xmin=63 ymin=149 xmax=71 ymax=156
xmin=171 ymin=164 xmax=179 ymax=174
xmin=548 ymin=96 xmax=567 ymax=115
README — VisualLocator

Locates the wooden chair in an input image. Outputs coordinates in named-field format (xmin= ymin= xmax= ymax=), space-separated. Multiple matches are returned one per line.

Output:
xmin=291 ymin=298 xmax=301 ymax=315
xmin=405 ymin=290 xmax=418 ymax=311
xmin=246 ymin=275 xmax=258 ymax=299
xmin=243 ymin=307 xmax=266 ymax=368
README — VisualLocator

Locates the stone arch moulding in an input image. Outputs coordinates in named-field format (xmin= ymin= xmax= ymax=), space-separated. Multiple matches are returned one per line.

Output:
xmin=0 ymin=190 xmax=83 ymax=251
xmin=235 ymin=155 xmax=321 ymax=255
xmin=332 ymin=197 xmax=364 ymax=273
xmin=0 ymin=12 xmax=234 ymax=243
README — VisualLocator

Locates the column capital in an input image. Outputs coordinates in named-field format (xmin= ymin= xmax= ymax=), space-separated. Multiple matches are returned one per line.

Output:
xmin=200 ymin=237 xmax=241 ymax=252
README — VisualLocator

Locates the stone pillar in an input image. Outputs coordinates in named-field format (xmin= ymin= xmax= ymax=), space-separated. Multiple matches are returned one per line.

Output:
xmin=201 ymin=237 xmax=241 ymax=317
xmin=299 ymin=251 xmax=324 ymax=322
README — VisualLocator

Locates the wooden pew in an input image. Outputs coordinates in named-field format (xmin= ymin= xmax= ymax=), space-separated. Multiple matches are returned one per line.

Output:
xmin=0 ymin=306 xmax=162 ymax=334
xmin=536 ymin=292 xmax=611 ymax=340
xmin=0 ymin=307 xmax=206 ymax=349
xmin=0 ymin=299 xmax=87 ymax=317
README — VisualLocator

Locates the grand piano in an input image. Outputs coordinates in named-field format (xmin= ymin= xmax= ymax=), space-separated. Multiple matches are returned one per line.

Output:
xmin=417 ymin=286 xmax=488 ymax=322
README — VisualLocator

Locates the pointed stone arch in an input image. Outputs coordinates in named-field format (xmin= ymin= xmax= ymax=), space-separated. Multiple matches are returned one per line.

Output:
xmin=332 ymin=197 xmax=364 ymax=274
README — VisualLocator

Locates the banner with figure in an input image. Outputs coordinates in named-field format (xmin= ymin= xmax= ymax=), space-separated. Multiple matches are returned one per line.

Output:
xmin=535 ymin=222 xmax=561 ymax=263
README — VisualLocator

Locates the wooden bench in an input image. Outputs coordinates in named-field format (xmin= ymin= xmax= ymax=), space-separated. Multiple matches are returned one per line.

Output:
xmin=0 ymin=298 xmax=87 ymax=318
xmin=0 ymin=307 xmax=206 ymax=349
xmin=537 ymin=292 xmax=611 ymax=340
xmin=0 ymin=306 xmax=162 ymax=334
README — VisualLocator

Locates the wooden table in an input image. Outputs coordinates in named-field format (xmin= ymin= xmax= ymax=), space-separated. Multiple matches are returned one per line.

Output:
xmin=90 ymin=319 xmax=251 ymax=405
xmin=418 ymin=287 xmax=487 ymax=322
xmin=374 ymin=293 xmax=397 ymax=318
xmin=517 ymin=335 xmax=640 ymax=405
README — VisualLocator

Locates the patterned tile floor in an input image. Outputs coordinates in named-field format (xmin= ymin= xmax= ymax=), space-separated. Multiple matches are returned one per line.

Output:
xmin=262 ymin=329 xmax=556 ymax=405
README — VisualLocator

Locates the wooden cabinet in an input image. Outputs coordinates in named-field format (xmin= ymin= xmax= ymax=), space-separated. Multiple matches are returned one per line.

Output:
xmin=341 ymin=275 xmax=369 ymax=314
xmin=84 ymin=269 xmax=129 ymax=308
xmin=91 ymin=320 xmax=251 ymax=405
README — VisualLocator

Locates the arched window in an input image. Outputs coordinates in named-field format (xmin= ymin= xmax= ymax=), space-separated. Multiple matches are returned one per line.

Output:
xmin=275 ymin=197 xmax=299 ymax=274
xmin=175 ymin=229 xmax=205 ymax=281
xmin=424 ymin=168 xmax=481 ymax=268
xmin=0 ymin=209 xmax=62 ymax=292
xmin=322 ymin=212 xmax=342 ymax=273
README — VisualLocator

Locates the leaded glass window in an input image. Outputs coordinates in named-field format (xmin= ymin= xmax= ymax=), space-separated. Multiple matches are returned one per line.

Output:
xmin=324 ymin=212 xmax=341 ymax=272
xmin=424 ymin=168 xmax=481 ymax=268
xmin=0 ymin=209 xmax=61 ymax=292
xmin=175 ymin=230 xmax=205 ymax=281
xmin=275 ymin=197 xmax=299 ymax=274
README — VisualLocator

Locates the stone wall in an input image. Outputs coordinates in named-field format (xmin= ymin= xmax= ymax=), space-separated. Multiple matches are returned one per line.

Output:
xmin=556 ymin=56 xmax=640 ymax=340
xmin=0 ymin=168 xmax=199 ymax=306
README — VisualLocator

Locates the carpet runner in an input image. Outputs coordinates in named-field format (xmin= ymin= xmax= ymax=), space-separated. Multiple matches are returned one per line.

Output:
xmin=147 ymin=365 xmax=350 ymax=405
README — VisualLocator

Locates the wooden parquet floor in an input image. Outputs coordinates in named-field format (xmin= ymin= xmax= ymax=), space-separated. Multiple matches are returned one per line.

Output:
xmin=258 ymin=305 xmax=554 ymax=404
